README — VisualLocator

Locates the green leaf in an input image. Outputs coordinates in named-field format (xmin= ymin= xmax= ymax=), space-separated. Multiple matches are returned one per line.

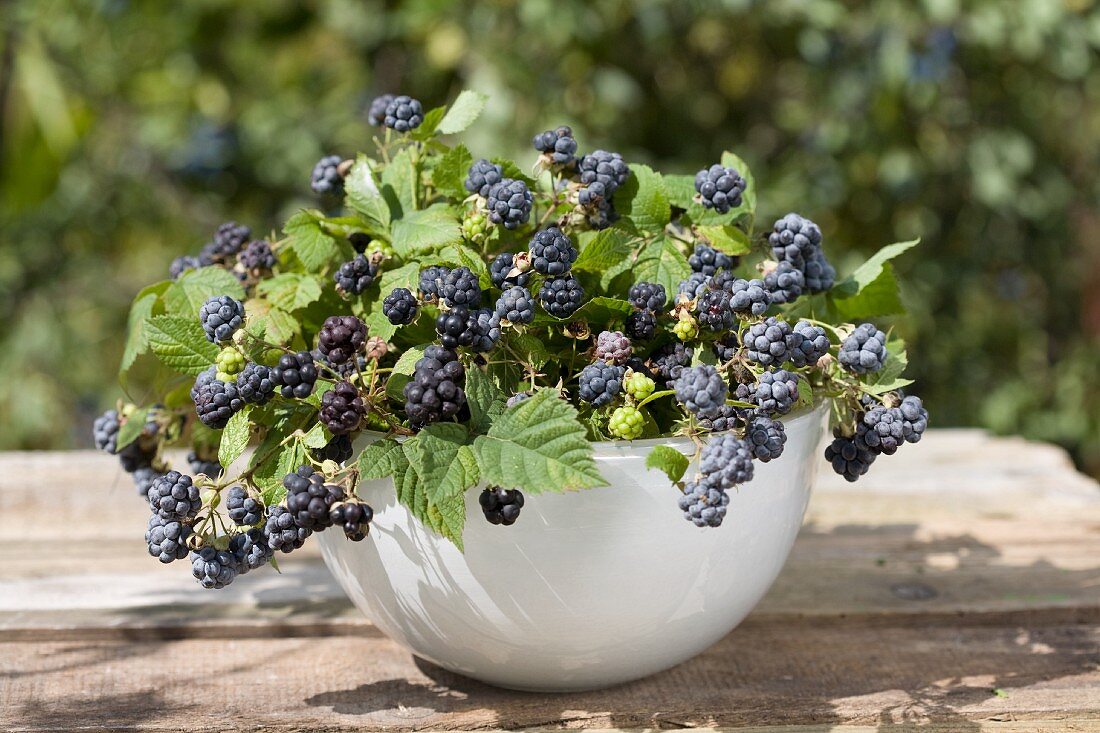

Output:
xmin=381 ymin=147 xmax=418 ymax=214
xmin=572 ymin=229 xmax=634 ymax=274
xmin=637 ymin=389 xmax=675 ymax=408
xmin=145 ymin=315 xmax=220 ymax=376
xmin=862 ymin=345 xmax=913 ymax=395
xmin=163 ymin=268 xmax=245 ymax=318
xmin=378 ymin=262 xmax=421 ymax=294
xmin=613 ymin=164 xmax=670 ymax=233
xmin=633 ymin=237 xmax=691 ymax=296
xmin=405 ymin=423 xmax=479 ymax=549
xmin=473 ymin=389 xmax=606 ymax=494
xmin=831 ymin=239 xmax=920 ymax=298
xmin=720 ymin=150 xmax=757 ymax=222
xmin=663 ymin=174 xmax=696 ymax=210
xmin=362 ymin=308 xmax=398 ymax=343
xmin=390 ymin=206 xmax=462 ymax=256
xmin=435 ymin=243 xmax=491 ymax=287
xmin=695 ymin=224 xmax=752 ymax=256
xmin=345 ymin=155 xmax=392 ymax=231
xmin=393 ymin=345 xmax=427 ymax=376
xmin=431 ymin=143 xmax=474 ymax=201
xmin=465 ymin=363 xmax=506 ymax=433
xmin=492 ymin=157 xmax=537 ymax=187
xmin=645 ymin=444 xmax=690 ymax=484
xmin=438 ymin=91 xmax=488 ymax=135
xmin=256 ymin=273 xmax=323 ymax=313
xmin=829 ymin=263 xmax=905 ymax=320
xmin=245 ymin=300 xmax=299 ymax=347
xmin=116 ymin=406 xmax=149 ymax=450
xmin=410 ymin=105 xmax=446 ymax=141
xmin=218 ymin=406 xmax=253 ymax=467
xmin=302 ymin=421 xmax=331 ymax=449
xmin=357 ymin=437 xmax=409 ymax=480
xmin=506 ymin=331 xmax=553 ymax=369
xmin=120 ymin=281 xmax=170 ymax=377
xmin=284 ymin=211 xmax=351 ymax=273
xmin=253 ymin=438 xmax=308 ymax=505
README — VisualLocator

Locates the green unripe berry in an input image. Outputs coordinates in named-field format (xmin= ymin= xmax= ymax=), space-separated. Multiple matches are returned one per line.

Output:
xmin=673 ymin=315 xmax=699 ymax=342
xmin=624 ymin=371 xmax=655 ymax=402
xmin=215 ymin=347 xmax=246 ymax=383
xmin=462 ymin=209 xmax=489 ymax=245
xmin=609 ymin=405 xmax=645 ymax=440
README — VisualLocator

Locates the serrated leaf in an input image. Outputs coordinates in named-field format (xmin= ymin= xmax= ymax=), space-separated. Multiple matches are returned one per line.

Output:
xmin=163 ymin=268 xmax=245 ymax=318
xmin=633 ymin=237 xmax=691 ymax=296
xmin=116 ymin=406 xmax=149 ymax=450
xmin=613 ymin=164 xmax=670 ymax=233
xmin=393 ymin=345 xmax=427 ymax=376
xmin=434 ymin=243 xmax=491 ymax=287
xmin=695 ymin=224 xmax=752 ymax=256
xmin=573 ymin=229 xmax=634 ymax=274
xmin=302 ymin=421 xmax=332 ymax=449
xmin=345 ymin=155 xmax=392 ymax=230
xmin=663 ymin=174 xmax=696 ymax=210
xmin=245 ymin=299 xmax=299 ymax=347
xmin=382 ymin=147 xmax=418 ymax=214
xmin=120 ymin=281 xmax=170 ymax=377
xmin=432 ymin=143 xmax=475 ymax=201
xmin=720 ymin=150 xmax=757 ymax=225
xmin=379 ymin=262 xmax=422 ymax=294
xmin=284 ymin=211 xmax=351 ymax=273
xmin=256 ymin=273 xmax=323 ymax=313
xmin=506 ymin=331 xmax=553 ymax=368
xmin=862 ymin=346 xmax=913 ymax=395
xmin=362 ymin=308 xmax=399 ymax=343
xmin=145 ymin=315 xmax=220 ymax=376
xmin=410 ymin=105 xmax=446 ymax=141
xmin=219 ymin=406 xmax=253 ymax=467
xmin=465 ymin=363 xmax=506 ymax=433
xmin=357 ymin=437 xmax=409 ymax=480
xmin=251 ymin=435 xmax=307 ymax=504
xmin=645 ymin=444 xmax=690 ymax=484
xmin=832 ymin=239 xmax=920 ymax=298
xmin=491 ymin=157 xmax=537 ymax=187
xmin=390 ymin=206 xmax=462 ymax=256
xmin=472 ymin=390 xmax=606 ymax=494
xmin=829 ymin=263 xmax=905 ymax=320
xmin=405 ymin=424 xmax=478 ymax=549
xmin=438 ymin=90 xmax=488 ymax=135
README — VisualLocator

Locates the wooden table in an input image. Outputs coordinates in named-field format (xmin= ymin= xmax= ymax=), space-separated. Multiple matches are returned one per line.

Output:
xmin=2 ymin=430 xmax=1099 ymax=732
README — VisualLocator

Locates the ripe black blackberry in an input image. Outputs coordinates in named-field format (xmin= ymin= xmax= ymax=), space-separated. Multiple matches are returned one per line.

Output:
xmin=624 ymin=310 xmax=656 ymax=341
xmin=697 ymin=404 xmax=745 ymax=433
xmin=226 ymin=485 xmax=264 ymax=526
xmin=479 ymin=487 xmax=524 ymax=525
xmin=745 ymin=414 xmax=787 ymax=462
xmin=235 ymin=363 xmax=277 ymax=405
xmin=471 ymin=309 xmax=502 ymax=352
xmin=824 ymin=430 xmax=877 ymax=482
xmin=650 ymin=341 xmax=692 ymax=387
xmin=194 ymin=379 xmax=243 ymax=429
xmin=838 ymin=323 xmax=888 ymax=374
xmin=769 ymin=213 xmax=823 ymax=268
xmin=577 ymin=150 xmax=629 ymax=205
xmin=191 ymin=546 xmax=240 ymax=589
xmin=532 ymin=125 xmax=577 ymax=167
xmin=317 ymin=315 xmax=367 ymax=365
xmin=187 ymin=452 xmax=222 ymax=478
xmin=148 ymin=471 xmax=201 ymax=521
xmin=804 ymin=250 xmax=836 ymax=292
xmin=441 ymin=266 xmax=483 ymax=308
xmin=418 ymin=265 xmax=452 ymax=301
xmin=712 ymin=332 xmax=740 ymax=363
xmin=271 ymin=351 xmax=319 ymax=399
xmin=529 ymin=226 xmax=577 ymax=276
xmin=93 ymin=409 xmax=121 ymax=454
xmin=678 ymin=272 xmax=711 ymax=300
xmin=403 ymin=346 xmax=466 ymax=428
xmin=203 ymin=221 xmax=252 ymax=265
xmin=763 ymin=261 xmax=805 ymax=304
xmin=695 ymin=289 xmax=735 ymax=332
xmin=538 ymin=276 xmax=585 ymax=318
xmin=694 ymin=164 xmax=746 ymax=214
xmin=788 ymin=321 xmax=830 ymax=368
xmin=133 ymin=466 xmax=163 ymax=498
xmin=743 ymin=316 xmax=793 ymax=367
xmin=330 ymin=501 xmax=373 ymax=541
xmin=315 ymin=434 xmax=354 ymax=464
xmin=229 ymin=527 xmax=274 ymax=571
xmin=495 ymin=286 xmax=535 ymax=325
xmin=334 ymin=255 xmax=378 ymax=297
xmin=858 ymin=405 xmax=907 ymax=455
xmin=577 ymin=361 xmax=626 ymax=407
xmin=238 ymin=240 xmax=276 ymax=273
xmin=284 ymin=465 xmax=345 ymax=531
xmin=899 ymin=395 xmax=929 ymax=443
xmin=725 ymin=278 xmax=771 ymax=316
xmin=311 ymin=154 xmax=345 ymax=196
xmin=199 ymin=295 xmax=245 ymax=344
xmin=594 ymin=330 xmax=632 ymax=364
xmin=320 ymin=381 xmax=367 ymax=435
xmin=689 ymin=243 xmax=735 ymax=276
xmin=735 ymin=369 xmax=800 ymax=416
xmin=367 ymin=94 xmax=395 ymax=126
xmin=169 ymin=255 xmax=201 ymax=280
xmin=678 ymin=481 xmax=729 ymax=527
xmin=699 ymin=434 xmax=754 ymax=489
xmin=146 ymin=514 xmax=191 ymax=564
xmin=264 ymin=504 xmax=312 ymax=554
xmin=489 ymin=252 xmax=530 ymax=288
xmin=628 ymin=281 xmax=667 ymax=312
xmin=485 ymin=178 xmax=533 ymax=230
xmin=435 ymin=305 xmax=475 ymax=349
xmin=464 ymin=159 xmax=504 ymax=198
xmin=382 ymin=287 xmax=419 ymax=325
xmin=674 ymin=365 xmax=728 ymax=418
xmin=382 ymin=95 xmax=424 ymax=132
xmin=191 ymin=367 xmax=218 ymax=404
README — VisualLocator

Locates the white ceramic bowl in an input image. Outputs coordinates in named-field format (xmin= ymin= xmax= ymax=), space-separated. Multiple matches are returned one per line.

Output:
xmin=318 ymin=403 xmax=829 ymax=692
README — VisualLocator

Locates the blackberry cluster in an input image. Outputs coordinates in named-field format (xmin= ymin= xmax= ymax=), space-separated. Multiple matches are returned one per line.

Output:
xmin=650 ymin=341 xmax=691 ymax=387
xmin=803 ymin=251 xmax=836 ymax=292
xmin=577 ymin=150 xmax=629 ymax=205
xmin=93 ymin=409 xmax=121 ymax=453
xmin=320 ymin=381 xmax=366 ymax=435
xmin=285 ymin=466 xmax=345 ymax=531
xmin=334 ymin=255 xmax=378 ymax=297
xmin=480 ymin=487 xmax=524 ymax=526
xmin=486 ymin=179 xmax=533 ymax=230
xmin=170 ymin=255 xmax=201 ymax=280
xmin=471 ymin=308 xmax=502 ymax=352
xmin=489 ymin=252 xmax=530 ymax=288
xmin=382 ymin=287 xmax=418 ymax=325
xmin=673 ymin=365 xmax=728 ymax=417
xmin=689 ymin=243 xmax=735 ymax=276
xmin=226 ymin=485 xmax=263 ymax=526
xmin=495 ymin=286 xmax=535 ymax=325
xmin=187 ymin=452 xmax=222 ymax=478
xmin=735 ymin=369 xmax=800 ymax=416
xmin=194 ymin=379 xmax=243 ymax=429
xmin=435 ymin=306 xmax=477 ymax=349
xmin=201 ymin=221 xmax=251 ymax=265
xmin=383 ymin=95 xmax=424 ymax=132
xmin=238 ymin=240 xmax=276 ymax=273
xmin=623 ymin=371 xmax=656 ymax=401
xmin=146 ymin=514 xmax=191 ymax=564
xmin=464 ymin=159 xmax=504 ymax=198
xmin=743 ymin=317 xmax=793 ymax=366
xmin=441 ymin=266 xmax=483 ymax=308
xmin=609 ymin=405 xmax=644 ymax=439
xmin=403 ymin=346 xmax=466 ymax=428
xmin=825 ymin=431 xmax=877 ymax=482
xmin=769 ymin=213 xmax=835 ymax=294
xmin=264 ymin=505 xmax=312 ymax=554
xmin=271 ymin=351 xmax=318 ymax=398
xmin=725 ymin=278 xmax=771 ymax=316
xmin=311 ymin=154 xmax=345 ymax=196
xmin=678 ymin=481 xmax=730 ymax=527
xmin=624 ymin=310 xmax=656 ymax=341
xmin=577 ymin=361 xmax=625 ymax=407
xmin=858 ymin=405 xmax=907 ymax=455
xmin=594 ymin=330 xmax=632 ymax=364
xmin=899 ymin=396 xmax=929 ymax=443
xmin=712 ymin=332 xmax=740 ymax=363
xmin=191 ymin=367 xmax=217 ymax=403
xmin=133 ymin=466 xmax=163 ymax=498
xmin=230 ymin=527 xmax=274 ymax=571
xmin=317 ymin=315 xmax=367 ymax=365
xmin=315 ymin=434 xmax=354 ymax=464
xmin=699 ymin=434 xmax=754 ymax=488
xmin=672 ymin=313 xmax=699 ymax=342
xmin=529 ymin=227 xmax=577 ymax=276
xmin=628 ymin=282 xmax=666 ymax=312
xmin=763 ymin=261 xmax=805 ymax=304
xmin=695 ymin=289 xmax=735 ymax=332
xmin=538 ymin=275 xmax=585 ymax=318
xmin=533 ymin=125 xmax=577 ymax=167
xmin=191 ymin=546 xmax=239 ymax=589
xmin=697 ymin=404 xmax=744 ymax=433
xmin=367 ymin=94 xmax=394 ymax=126
xmin=694 ymin=164 xmax=746 ymax=214
xmin=838 ymin=323 xmax=888 ymax=374
xmin=418 ymin=265 xmax=452 ymax=301
xmin=330 ymin=502 xmax=373 ymax=541
xmin=236 ymin=363 xmax=276 ymax=405
xmin=199 ymin=295 xmax=244 ymax=344
xmin=148 ymin=471 xmax=201 ymax=521
xmin=678 ymin=272 xmax=710 ymax=300
xmin=745 ymin=414 xmax=787 ymax=462
xmin=788 ymin=321 xmax=831 ymax=368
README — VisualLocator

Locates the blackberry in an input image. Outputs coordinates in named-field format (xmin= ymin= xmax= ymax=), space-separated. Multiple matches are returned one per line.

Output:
xmin=495 ymin=286 xmax=535 ymax=325
xmin=367 ymin=93 xmax=394 ymax=126
xmin=148 ymin=471 xmax=201 ymax=521
xmin=674 ymin=365 xmax=728 ymax=418
xmin=699 ymin=434 xmax=754 ymax=489
xmin=594 ymin=330 xmax=632 ymax=364
xmin=190 ymin=546 xmax=239 ymax=589
xmin=532 ymin=125 xmax=578 ymax=167
xmin=464 ymin=159 xmax=504 ymax=198
xmin=229 ymin=527 xmax=273 ymax=571
xmin=284 ymin=465 xmax=344 ymax=531
xmin=169 ymin=255 xmax=201 ymax=280
xmin=745 ymin=414 xmax=787 ymax=462
xmin=678 ymin=481 xmax=730 ymax=528
xmin=697 ymin=404 xmax=745 ymax=433
xmin=226 ymin=485 xmax=264 ymax=526
xmin=678 ymin=272 xmax=711 ymax=300
xmin=858 ymin=405 xmax=907 ymax=455
xmin=435 ymin=306 xmax=474 ymax=349
xmin=271 ymin=351 xmax=319 ymax=399
xmin=489 ymin=252 xmax=531 ymax=289
xmin=317 ymin=315 xmax=367 ymax=365
xmin=689 ymin=243 xmax=735 ymax=276
xmin=382 ymin=287 xmax=419 ymax=325
xmin=735 ymin=369 xmax=800 ymax=416
xmin=320 ymin=381 xmax=367 ymax=435
xmin=899 ymin=395 xmax=929 ymax=443
xmin=93 ymin=409 xmax=121 ymax=454
xmin=238 ymin=240 xmax=276 ymax=273
xmin=194 ymin=379 xmax=243 ymax=429
xmin=485 ymin=178 xmax=533 ymax=230
xmin=204 ymin=221 xmax=252 ymax=264
xmin=187 ymin=452 xmax=222 ymax=478
xmin=825 ymin=431 xmax=877 ymax=482
xmin=623 ymin=371 xmax=656 ymax=401
xmin=712 ymin=332 xmax=740 ymax=363
xmin=471 ymin=308 xmax=502 ymax=352
xmin=133 ymin=467 xmax=164 ymax=498
xmin=650 ymin=341 xmax=691 ymax=387
xmin=743 ymin=316 xmax=793 ymax=366
xmin=694 ymin=164 xmax=746 ymax=214
xmin=578 ymin=361 xmax=626 ymax=407
xmin=538 ymin=276 xmax=585 ymax=318
xmin=725 ymin=278 xmax=771 ymax=316
xmin=311 ymin=154 xmax=345 ymax=196
xmin=506 ymin=392 xmax=531 ymax=409
xmin=235 ymin=363 xmax=276 ymax=405
xmin=529 ymin=227 xmax=577 ymax=276
xmin=191 ymin=367 xmax=218 ymax=404
xmin=334 ymin=255 xmax=378 ymax=297
xmin=608 ymin=404 xmax=645 ymax=440
xmin=441 ymin=266 xmax=483 ymax=308
xmin=769 ymin=213 xmax=823 ymax=269
xmin=624 ymin=310 xmax=656 ymax=341
xmin=763 ymin=261 xmax=805 ymax=304
xmin=695 ymin=289 xmax=735 ymax=332
xmin=330 ymin=501 xmax=373 ymax=541
xmin=199 ymin=295 xmax=245 ymax=344
xmin=403 ymin=346 xmax=466 ymax=428
xmin=382 ymin=95 xmax=424 ymax=132
xmin=146 ymin=514 xmax=191 ymax=564
xmin=628 ymin=282 xmax=667 ymax=312
xmin=418 ymin=265 xmax=452 ymax=301
xmin=804 ymin=250 xmax=836 ymax=292
xmin=788 ymin=321 xmax=831 ymax=368
xmin=315 ymin=433 xmax=354 ymax=464
xmin=838 ymin=323 xmax=888 ymax=374
xmin=577 ymin=150 xmax=629 ymax=204
xmin=264 ymin=504 xmax=311 ymax=553
xmin=479 ymin=487 xmax=524 ymax=526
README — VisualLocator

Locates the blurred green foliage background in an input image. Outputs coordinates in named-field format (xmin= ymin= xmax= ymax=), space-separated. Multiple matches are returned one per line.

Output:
xmin=3 ymin=0 xmax=1100 ymax=474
